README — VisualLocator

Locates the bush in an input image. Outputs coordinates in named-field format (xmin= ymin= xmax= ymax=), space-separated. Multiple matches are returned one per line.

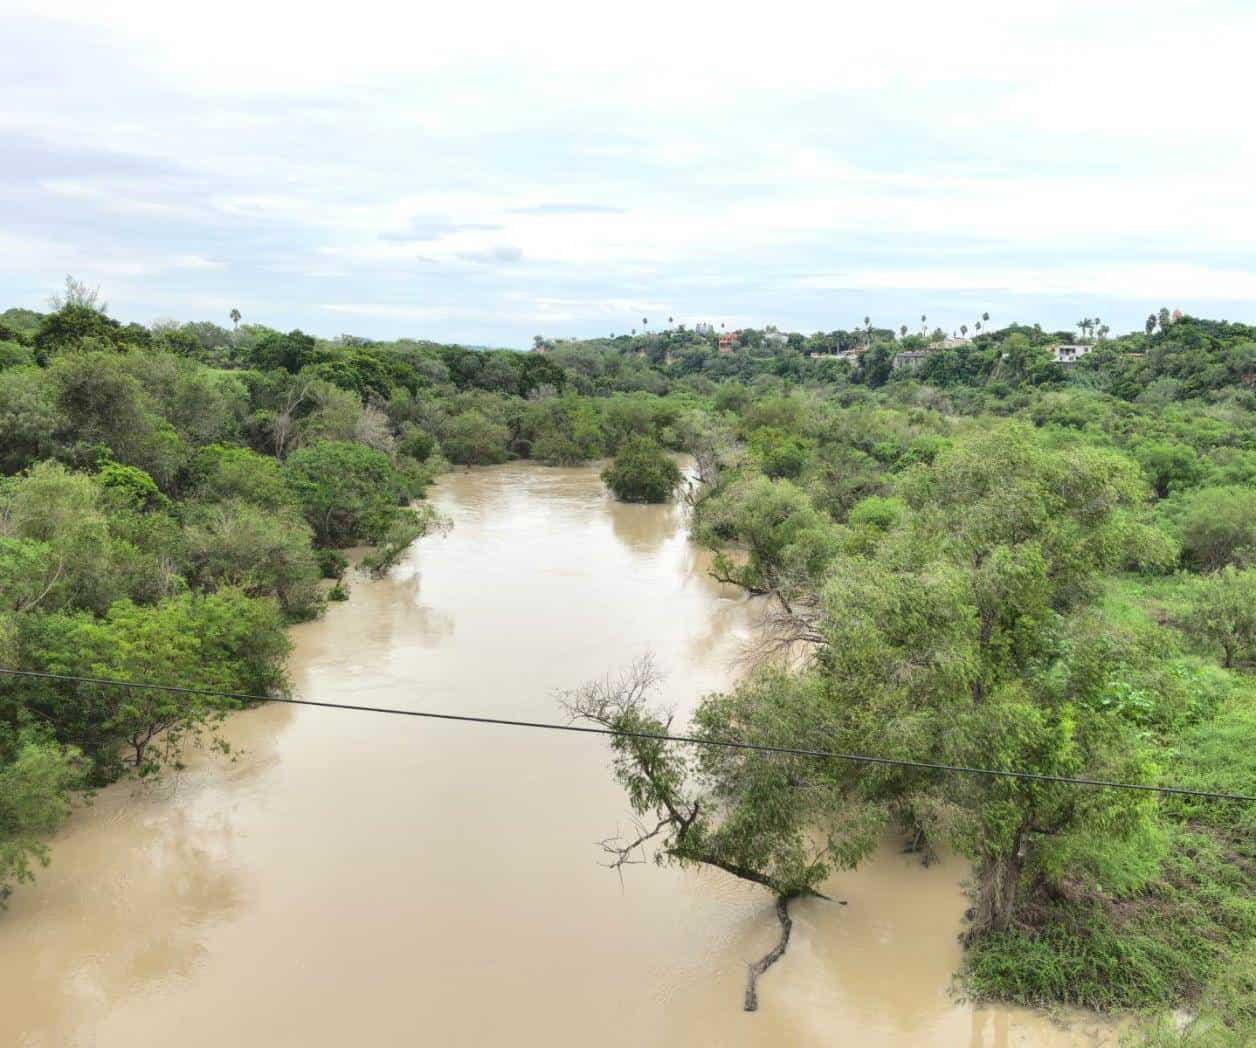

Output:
xmin=316 ymin=548 xmax=349 ymax=580
xmin=847 ymin=495 xmax=906 ymax=530
xmin=440 ymin=409 xmax=509 ymax=465
xmin=1172 ymin=486 xmax=1256 ymax=571
xmin=600 ymin=436 xmax=681 ymax=503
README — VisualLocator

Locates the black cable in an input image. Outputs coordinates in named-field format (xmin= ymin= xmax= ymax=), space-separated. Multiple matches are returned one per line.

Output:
xmin=1 ymin=667 xmax=1252 ymax=803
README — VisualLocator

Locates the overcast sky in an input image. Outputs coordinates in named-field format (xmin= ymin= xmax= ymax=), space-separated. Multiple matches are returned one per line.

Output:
xmin=2 ymin=1 xmax=1254 ymax=347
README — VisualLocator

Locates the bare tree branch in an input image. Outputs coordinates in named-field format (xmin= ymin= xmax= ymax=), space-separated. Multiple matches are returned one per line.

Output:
xmin=745 ymin=896 xmax=792 ymax=1012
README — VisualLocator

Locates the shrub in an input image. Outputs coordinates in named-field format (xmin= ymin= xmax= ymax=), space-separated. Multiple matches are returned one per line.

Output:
xmin=600 ymin=436 xmax=681 ymax=503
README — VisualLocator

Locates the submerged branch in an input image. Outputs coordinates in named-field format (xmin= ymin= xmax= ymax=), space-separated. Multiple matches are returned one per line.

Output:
xmin=744 ymin=895 xmax=793 ymax=1012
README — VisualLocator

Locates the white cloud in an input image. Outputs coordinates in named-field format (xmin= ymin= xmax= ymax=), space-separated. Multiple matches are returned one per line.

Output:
xmin=798 ymin=263 xmax=1256 ymax=301
xmin=320 ymin=303 xmax=457 ymax=320
xmin=2 ymin=0 xmax=1254 ymax=341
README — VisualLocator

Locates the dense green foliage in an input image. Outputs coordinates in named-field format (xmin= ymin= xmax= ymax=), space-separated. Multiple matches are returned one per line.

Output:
xmin=600 ymin=435 xmax=681 ymax=503
xmin=1 ymin=289 xmax=1253 ymax=1040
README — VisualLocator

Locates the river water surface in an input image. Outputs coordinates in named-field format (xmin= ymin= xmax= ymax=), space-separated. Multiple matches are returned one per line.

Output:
xmin=0 ymin=463 xmax=1118 ymax=1046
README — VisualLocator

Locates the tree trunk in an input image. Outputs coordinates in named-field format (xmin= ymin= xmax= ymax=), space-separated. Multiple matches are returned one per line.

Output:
xmin=973 ymin=836 xmax=1025 ymax=935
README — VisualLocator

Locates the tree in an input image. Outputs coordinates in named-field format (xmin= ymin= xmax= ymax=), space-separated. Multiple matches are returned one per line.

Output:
xmin=229 ymin=308 xmax=241 ymax=331
xmin=250 ymin=329 xmax=316 ymax=374
xmin=0 ymin=733 xmax=84 ymax=905
xmin=747 ymin=427 xmax=809 ymax=480
xmin=675 ymin=410 xmax=736 ymax=490
xmin=285 ymin=440 xmax=414 ymax=547
xmin=440 ymin=409 xmax=510 ymax=465
xmin=695 ymin=475 xmax=840 ymax=598
xmin=1133 ymin=440 xmax=1204 ymax=499
xmin=185 ymin=500 xmax=323 ymax=619
xmin=49 ymin=351 xmax=186 ymax=488
xmin=600 ymin=435 xmax=681 ymax=503
xmin=562 ymin=657 xmax=881 ymax=1010
xmin=858 ymin=342 xmax=895 ymax=388
xmin=33 ymin=304 xmax=128 ymax=357
xmin=48 ymin=275 xmax=105 ymax=313
xmin=1145 ymin=314 xmax=1157 ymax=338
xmin=0 ymin=367 xmax=61 ymax=473
xmin=190 ymin=444 xmax=299 ymax=511
xmin=1180 ymin=567 xmax=1256 ymax=668
xmin=24 ymin=590 xmax=289 ymax=778
xmin=816 ymin=428 xmax=1167 ymax=932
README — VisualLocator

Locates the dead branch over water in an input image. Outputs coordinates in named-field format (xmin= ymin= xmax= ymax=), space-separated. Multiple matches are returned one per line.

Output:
xmin=744 ymin=895 xmax=793 ymax=1011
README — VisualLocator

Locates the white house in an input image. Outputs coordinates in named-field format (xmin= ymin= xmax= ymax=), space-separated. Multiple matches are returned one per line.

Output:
xmin=1053 ymin=344 xmax=1093 ymax=365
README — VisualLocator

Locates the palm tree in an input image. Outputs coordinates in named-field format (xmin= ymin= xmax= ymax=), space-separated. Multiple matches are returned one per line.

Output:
xmin=642 ymin=317 xmax=648 ymax=329
xmin=920 ymin=313 xmax=928 ymax=335
xmin=667 ymin=315 xmax=674 ymax=328
xmin=229 ymin=308 xmax=241 ymax=331
xmin=982 ymin=311 xmax=990 ymax=327
xmin=960 ymin=324 xmax=968 ymax=338
xmin=900 ymin=324 xmax=908 ymax=338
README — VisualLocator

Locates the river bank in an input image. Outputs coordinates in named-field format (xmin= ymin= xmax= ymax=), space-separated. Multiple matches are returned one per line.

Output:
xmin=0 ymin=463 xmax=1118 ymax=1046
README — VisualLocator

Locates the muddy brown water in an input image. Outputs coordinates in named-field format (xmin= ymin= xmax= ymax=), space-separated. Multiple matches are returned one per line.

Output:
xmin=0 ymin=462 xmax=1119 ymax=1046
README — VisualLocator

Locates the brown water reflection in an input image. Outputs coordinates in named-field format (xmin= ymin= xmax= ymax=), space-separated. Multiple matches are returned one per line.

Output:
xmin=0 ymin=462 xmax=1115 ymax=1046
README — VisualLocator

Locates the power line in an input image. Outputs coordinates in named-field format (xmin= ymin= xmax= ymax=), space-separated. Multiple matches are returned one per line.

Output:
xmin=1 ymin=667 xmax=1252 ymax=803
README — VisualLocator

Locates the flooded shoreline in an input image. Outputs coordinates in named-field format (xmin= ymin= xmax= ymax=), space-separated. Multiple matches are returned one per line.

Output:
xmin=0 ymin=463 xmax=1116 ymax=1046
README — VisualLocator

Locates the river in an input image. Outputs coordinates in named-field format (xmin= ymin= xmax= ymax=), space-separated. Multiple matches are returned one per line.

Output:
xmin=0 ymin=462 xmax=1118 ymax=1046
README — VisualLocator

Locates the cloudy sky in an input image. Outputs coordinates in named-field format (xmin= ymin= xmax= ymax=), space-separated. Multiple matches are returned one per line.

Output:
xmin=2 ymin=0 xmax=1254 ymax=346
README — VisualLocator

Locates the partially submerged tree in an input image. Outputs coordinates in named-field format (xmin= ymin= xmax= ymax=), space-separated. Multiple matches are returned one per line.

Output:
xmin=563 ymin=656 xmax=882 ymax=1010
xmin=601 ymin=435 xmax=681 ymax=503
xmin=0 ymin=731 xmax=84 ymax=906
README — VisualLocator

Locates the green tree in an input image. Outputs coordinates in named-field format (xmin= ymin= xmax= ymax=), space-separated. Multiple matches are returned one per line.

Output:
xmin=250 ymin=329 xmax=316 ymax=374
xmin=285 ymin=440 xmax=413 ymax=547
xmin=600 ymin=435 xmax=681 ymax=503
xmin=440 ymin=410 xmax=510 ymax=465
xmin=562 ymin=658 xmax=883 ymax=1010
xmin=185 ymin=500 xmax=323 ymax=620
xmin=24 ymin=590 xmax=289 ymax=778
xmin=747 ymin=427 xmax=809 ymax=480
xmin=0 ymin=367 xmax=61 ymax=473
xmin=0 ymin=733 xmax=84 ymax=905
xmin=190 ymin=445 xmax=299 ymax=511
xmin=696 ymin=475 xmax=841 ymax=596
xmin=1134 ymin=441 xmax=1206 ymax=500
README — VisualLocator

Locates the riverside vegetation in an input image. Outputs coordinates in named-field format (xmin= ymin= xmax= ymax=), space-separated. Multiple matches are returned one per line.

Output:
xmin=1 ymin=283 xmax=1253 ymax=1042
